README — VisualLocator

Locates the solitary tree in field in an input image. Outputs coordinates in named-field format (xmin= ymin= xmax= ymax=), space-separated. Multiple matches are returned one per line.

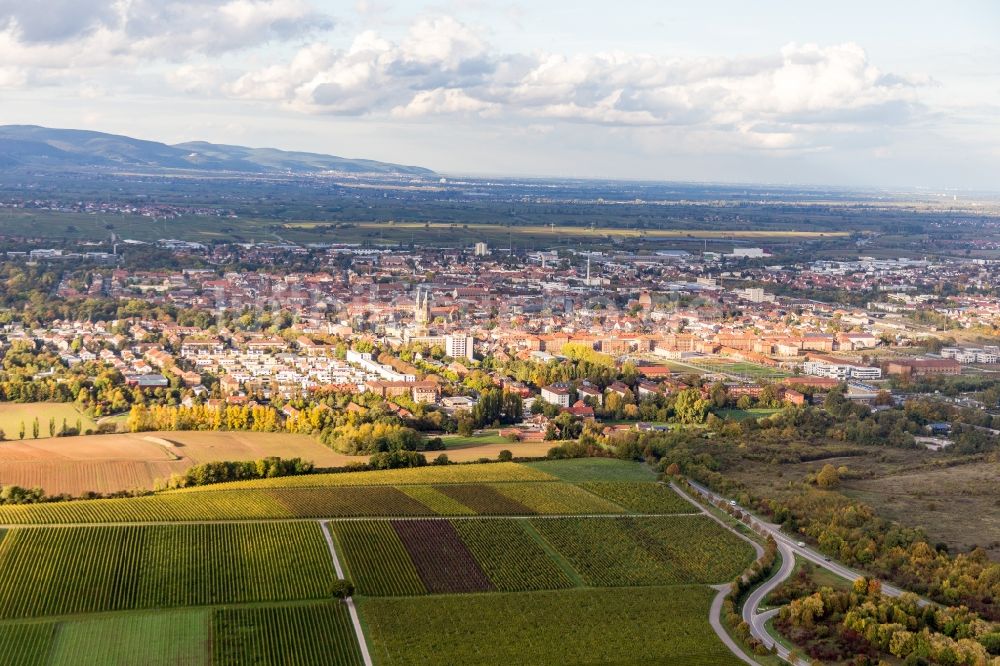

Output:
xmin=816 ymin=464 xmax=840 ymax=489
xmin=331 ymin=579 xmax=355 ymax=599
xmin=48 ymin=417 xmax=55 ymax=438
xmin=18 ymin=421 xmax=24 ymax=440
xmin=32 ymin=417 xmax=39 ymax=439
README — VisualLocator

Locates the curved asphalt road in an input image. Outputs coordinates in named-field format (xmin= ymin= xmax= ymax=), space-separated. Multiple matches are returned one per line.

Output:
xmin=685 ymin=479 xmax=924 ymax=602
xmin=675 ymin=479 xmax=930 ymax=665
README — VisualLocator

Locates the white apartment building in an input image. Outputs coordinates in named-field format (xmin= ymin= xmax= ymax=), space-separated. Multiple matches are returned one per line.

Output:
xmin=941 ymin=347 xmax=1000 ymax=364
xmin=445 ymin=334 xmax=475 ymax=361
xmin=803 ymin=358 xmax=882 ymax=380
xmin=540 ymin=385 xmax=571 ymax=408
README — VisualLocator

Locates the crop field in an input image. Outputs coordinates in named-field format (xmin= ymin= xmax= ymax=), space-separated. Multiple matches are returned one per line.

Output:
xmin=175 ymin=461 xmax=556 ymax=492
xmin=392 ymin=520 xmax=494 ymax=593
xmin=0 ymin=480 xmax=659 ymax=525
xmin=532 ymin=516 xmax=754 ymax=587
xmin=451 ymin=519 xmax=574 ymax=592
xmin=397 ymin=485 xmax=476 ymax=515
xmin=0 ymin=430 xmax=358 ymax=495
xmin=0 ymin=523 xmax=334 ymax=618
xmin=0 ymin=431 xmax=558 ymax=496
xmin=524 ymin=457 xmax=657 ymax=482
xmin=578 ymin=481 xmax=694 ymax=514
xmin=0 ymin=622 xmax=54 ymax=666
xmin=267 ymin=487 xmax=433 ymax=517
xmin=213 ymin=602 xmax=363 ymax=666
xmin=359 ymin=586 xmax=743 ymax=665
xmin=0 ymin=403 xmax=97 ymax=441
xmin=435 ymin=484 xmax=534 ymax=515
xmin=46 ymin=609 xmax=210 ymax=666
xmin=329 ymin=521 xmax=426 ymax=597
xmin=491 ymin=481 xmax=624 ymax=514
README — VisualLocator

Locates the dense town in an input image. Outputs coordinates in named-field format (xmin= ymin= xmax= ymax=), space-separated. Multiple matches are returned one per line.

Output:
xmin=4 ymin=237 xmax=1000 ymax=452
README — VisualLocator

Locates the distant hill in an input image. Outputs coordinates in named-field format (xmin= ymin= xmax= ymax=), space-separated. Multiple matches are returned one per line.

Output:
xmin=0 ymin=125 xmax=435 ymax=177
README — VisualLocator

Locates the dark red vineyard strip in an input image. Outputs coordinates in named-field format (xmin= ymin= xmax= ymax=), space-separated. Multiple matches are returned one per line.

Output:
xmin=391 ymin=520 xmax=494 ymax=594
xmin=267 ymin=487 xmax=432 ymax=517
xmin=434 ymin=485 xmax=535 ymax=515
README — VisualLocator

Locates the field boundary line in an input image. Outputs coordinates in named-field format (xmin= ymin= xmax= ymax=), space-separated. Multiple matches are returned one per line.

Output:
xmin=518 ymin=519 xmax=587 ymax=587
xmin=319 ymin=520 xmax=373 ymax=666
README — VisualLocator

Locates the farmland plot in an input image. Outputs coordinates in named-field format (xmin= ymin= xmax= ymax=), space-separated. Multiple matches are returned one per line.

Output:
xmin=0 ymin=490 xmax=292 ymax=524
xmin=47 ymin=609 xmax=210 ymax=666
xmin=0 ymin=622 xmax=55 ymax=666
xmin=397 ymin=485 xmax=476 ymax=515
xmin=392 ymin=520 xmax=493 ymax=593
xmin=267 ymin=486 xmax=432 ymax=517
xmin=0 ymin=523 xmax=334 ymax=618
xmin=452 ymin=519 xmax=574 ymax=592
xmin=492 ymin=482 xmax=623 ymax=514
xmin=360 ymin=586 xmax=742 ymax=666
xmin=177 ymin=462 xmax=555 ymax=491
xmin=578 ymin=482 xmax=694 ymax=514
xmin=434 ymin=484 xmax=534 ymax=515
xmin=328 ymin=521 xmax=426 ymax=597
xmin=213 ymin=602 xmax=363 ymax=666
xmin=532 ymin=516 xmax=753 ymax=586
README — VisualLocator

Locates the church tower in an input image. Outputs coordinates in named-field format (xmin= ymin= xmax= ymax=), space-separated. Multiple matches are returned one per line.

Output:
xmin=414 ymin=288 xmax=431 ymax=325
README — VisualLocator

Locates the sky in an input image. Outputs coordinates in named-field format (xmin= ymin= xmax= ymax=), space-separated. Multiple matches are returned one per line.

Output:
xmin=0 ymin=0 xmax=998 ymax=188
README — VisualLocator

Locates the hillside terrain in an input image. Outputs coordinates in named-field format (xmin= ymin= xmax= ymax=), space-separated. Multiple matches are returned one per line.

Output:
xmin=0 ymin=125 xmax=435 ymax=176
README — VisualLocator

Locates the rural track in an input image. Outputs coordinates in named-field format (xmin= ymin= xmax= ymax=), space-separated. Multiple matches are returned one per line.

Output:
xmin=708 ymin=584 xmax=763 ymax=666
xmin=0 ymin=511 xmax=705 ymax=530
xmin=685 ymin=479 xmax=930 ymax=603
xmin=668 ymin=481 xmax=770 ymax=665
xmin=682 ymin=478 xmax=932 ymax=665
xmin=319 ymin=520 xmax=374 ymax=666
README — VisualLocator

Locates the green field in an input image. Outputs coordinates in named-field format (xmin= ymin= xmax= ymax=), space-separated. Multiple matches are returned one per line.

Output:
xmin=440 ymin=432 xmax=510 ymax=448
xmin=0 ymin=480 xmax=650 ymax=524
xmin=0 ymin=523 xmax=334 ymax=618
xmin=488 ymin=481 xmax=624 ymax=514
xmin=0 ymin=403 xmax=97 ymax=439
xmin=172 ymin=461 xmax=556 ymax=491
xmin=0 ymin=206 xmax=848 ymax=248
xmin=683 ymin=358 xmax=789 ymax=380
xmin=0 ymin=602 xmax=361 ymax=666
xmin=716 ymin=407 xmax=782 ymax=421
xmin=532 ymin=516 xmax=754 ymax=586
xmin=47 ymin=609 xmax=210 ymax=666
xmin=360 ymin=586 xmax=743 ymax=665
xmin=213 ymin=602 xmax=363 ymax=666
xmin=451 ymin=519 xmax=575 ymax=592
xmin=524 ymin=457 xmax=658 ymax=482
xmin=0 ymin=622 xmax=55 ymax=666
xmin=330 ymin=521 xmax=427 ymax=597
xmin=579 ymin=481 xmax=695 ymax=513
xmin=0 ymin=460 xmax=760 ymax=664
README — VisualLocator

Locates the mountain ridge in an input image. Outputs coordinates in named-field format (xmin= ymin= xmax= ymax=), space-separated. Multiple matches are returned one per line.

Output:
xmin=0 ymin=125 xmax=435 ymax=177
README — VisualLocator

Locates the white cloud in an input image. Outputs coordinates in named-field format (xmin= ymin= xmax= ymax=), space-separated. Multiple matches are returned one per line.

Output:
xmin=0 ymin=0 xmax=332 ymax=75
xmin=220 ymin=16 xmax=927 ymax=153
